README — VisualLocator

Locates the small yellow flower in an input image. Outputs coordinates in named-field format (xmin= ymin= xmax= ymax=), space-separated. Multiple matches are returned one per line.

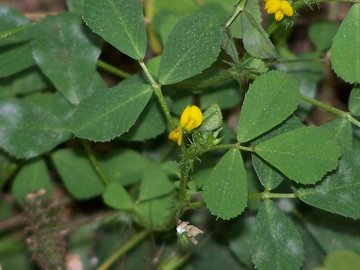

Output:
xmin=180 ymin=105 xmax=203 ymax=131
xmin=169 ymin=127 xmax=183 ymax=146
xmin=265 ymin=0 xmax=293 ymax=21
xmin=168 ymin=105 xmax=203 ymax=146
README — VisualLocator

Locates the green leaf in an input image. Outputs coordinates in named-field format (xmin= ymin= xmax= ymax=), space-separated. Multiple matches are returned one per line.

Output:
xmin=158 ymin=14 xmax=222 ymax=85
xmin=0 ymin=4 xmax=32 ymax=44
xmin=67 ymin=0 xmax=83 ymax=14
xmin=69 ymin=83 xmax=152 ymax=142
xmin=320 ymin=117 xmax=353 ymax=152
xmin=201 ymin=83 xmax=241 ymax=110
xmin=251 ymin=156 xmax=283 ymax=191
xmin=229 ymin=0 xmax=261 ymax=39
xmin=315 ymin=250 xmax=360 ymax=270
xmin=0 ymin=4 xmax=34 ymax=77
xmin=32 ymin=12 xmax=101 ymax=105
xmin=229 ymin=215 xmax=255 ymax=268
xmin=0 ymin=4 xmax=28 ymax=29
xmin=297 ymin=148 xmax=360 ymax=219
xmin=237 ymin=71 xmax=300 ymax=143
xmin=102 ymin=182 xmax=133 ymax=210
xmin=161 ymin=160 xmax=180 ymax=177
xmin=203 ymin=149 xmax=247 ymax=220
xmin=12 ymin=159 xmax=53 ymax=204
xmin=242 ymin=9 xmax=277 ymax=59
xmin=188 ymin=237 xmax=244 ymax=269
xmin=52 ymin=149 xmax=105 ymax=199
xmin=139 ymin=162 xmax=175 ymax=201
xmin=277 ymin=51 xmax=321 ymax=108
xmin=222 ymin=32 xmax=240 ymax=65
xmin=197 ymin=3 xmax=229 ymax=25
xmin=255 ymin=127 xmax=340 ymax=184
xmin=0 ymin=99 xmax=71 ymax=159
xmin=152 ymin=0 xmax=198 ymax=15
xmin=250 ymin=200 xmax=304 ymax=270
xmin=0 ymin=41 xmax=35 ymax=78
xmin=0 ymin=67 xmax=49 ymax=97
xmin=99 ymin=150 xmax=149 ymax=186
xmin=330 ymin=4 xmax=360 ymax=84
xmin=305 ymin=211 xmax=360 ymax=254
xmin=26 ymin=92 xmax=75 ymax=119
xmin=148 ymin=57 xmax=162 ymax=80
xmin=136 ymin=193 xmax=176 ymax=231
xmin=83 ymin=0 xmax=147 ymax=60
xmin=203 ymin=0 xmax=236 ymax=12
xmin=251 ymin=116 xmax=303 ymax=190
xmin=0 ymin=23 xmax=32 ymax=42
xmin=349 ymin=87 xmax=360 ymax=116
xmin=153 ymin=12 xmax=181 ymax=46
xmin=122 ymin=99 xmax=166 ymax=141
xmin=296 ymin=220 xmax=325 ymax=269
xmin=309 ymin=21 xmax=338 ymax=51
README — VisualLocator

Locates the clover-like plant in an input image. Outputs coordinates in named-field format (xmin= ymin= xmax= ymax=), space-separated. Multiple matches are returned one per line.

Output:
xmin=1 ymin=0 xmax=360 ymax=269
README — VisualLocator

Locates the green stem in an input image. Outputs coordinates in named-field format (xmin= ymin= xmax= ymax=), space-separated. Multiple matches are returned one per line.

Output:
xmin=301 ymin=94 xmax=348 ymax=117
xmin=138 ymin=60 xmax=158 ymax=88
xmin=82 ymin=140 xmax=109 ymax=186
xmin=347 ymin=116 xmax=360 ymax=128
xmin=300 ymin=95 xmax=360 ymax=128
xmin=138 ymin=60 xmax=176 ymax=130
xmin=239 ymin=145 xmax=254 ymax=152
xmin=97 ymin=60 xmax=130 ymax=78
xmin=178 ymin=165 xmax=191 ymax=215
xmin=224 ymin=0 xmax=248 ymax=28
xmin=266 ymin=21 xmax=279 ymax=36
xmin=96 ymin=230 xmax=149 ymax=270
xmin=154 ymin=87 xmax=176 ymax=129
xmin=201 ymin=143 xmax=254 ymax=154
xmin=248 ymin=192 xmax=297 ymax=200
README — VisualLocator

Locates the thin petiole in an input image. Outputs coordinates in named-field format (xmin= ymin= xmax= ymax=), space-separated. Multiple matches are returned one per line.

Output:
xmin=97 ymin=60 xmax=130 ymax=78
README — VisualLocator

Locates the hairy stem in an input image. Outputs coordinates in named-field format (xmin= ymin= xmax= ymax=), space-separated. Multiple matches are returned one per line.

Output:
xmin=293 ymin=0 xmax=360 ymax=9
xmin=178 ymin=164 xmax=191 ymax=216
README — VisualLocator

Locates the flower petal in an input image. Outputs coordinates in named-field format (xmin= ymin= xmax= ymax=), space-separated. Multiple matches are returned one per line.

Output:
xmin=275 ymin=11 xmax=285 ymax=21
xmin=180 ymin=105 xmax=203 ymax=131
xmin=266 ymin=0 xmax=281 ymax=14
xmin=169 ymin=127 xmax=182 ymax=145
xmin=180 ymin=106 xmax=192 ymax=129
xmin=281 ymin=1 xmax=294 ymax=16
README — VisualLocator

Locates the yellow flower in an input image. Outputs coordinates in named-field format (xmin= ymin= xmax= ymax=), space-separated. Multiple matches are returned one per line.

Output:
xmin=180 ymin=105 xmax=203 ymax=131
xmin=168 ymin=105 xmax=203 ymax=146
xmin=169 ymin=127 xmax=183 ymax=146
xmin=265 ymin=0 xmax=293 ymax=21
